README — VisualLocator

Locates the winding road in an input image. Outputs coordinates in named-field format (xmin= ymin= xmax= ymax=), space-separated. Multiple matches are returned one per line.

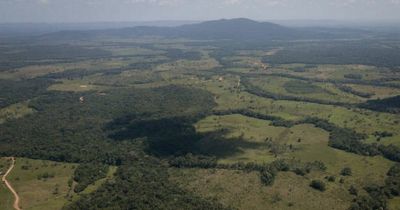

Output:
xmin=2 ymin=157 xmax=21 ymax=210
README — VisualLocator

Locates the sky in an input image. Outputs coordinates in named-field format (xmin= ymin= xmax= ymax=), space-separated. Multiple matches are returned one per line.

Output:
xmin=1 ymin=0 xmax=400 ymax=23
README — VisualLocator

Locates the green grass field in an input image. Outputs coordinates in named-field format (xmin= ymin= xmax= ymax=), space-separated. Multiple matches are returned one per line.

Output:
xmin=5 ymin=158 xmax=77 ymax=210
xmin=0 ymin=157 xmax=118 ymax=210
xmin=1 ymin=37 xmax=400 ymax=209
xmin=0 ymin=158 xmax=14 ymax=210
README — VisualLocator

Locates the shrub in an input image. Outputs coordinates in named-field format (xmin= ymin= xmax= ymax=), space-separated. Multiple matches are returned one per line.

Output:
xmin=341 ymin=167 xmax=352 ymax=176
xmin=349 ymin=185 xmax=358 ymax=196
xmin=260 ymin=169 xmax=276 ymax=186
xmin=310 ymin=180 xmax=326 ymax=192
xmin=326 ymin=176 xmax=336 ymax=182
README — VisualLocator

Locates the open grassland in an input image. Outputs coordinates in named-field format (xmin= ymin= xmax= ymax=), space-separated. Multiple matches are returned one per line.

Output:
xmin=108 ymin=47 xmax=165 ymax=57
xmin=194 ymin=114 xmax=392 ymax=184
xmin=269 ymin=64 xmax=400 ymax=81
xmin=0 ymin=158 xmax=14 ymax=210
xmin=195 ymin=114 xmax=285 ymax=163
xmin=5 ymin=158 xmax=77 ymax=210
xmin=199 ymin=75 xmax=400 ymax=134
xmin=155 ymin=57 xmax=220 ymax=72
xmin=0 ymin=157 xmax=117 ymax=210
xmin=0 ymin=102 xmax=34 ymax=124
xmin=169 ymin=168 xmax=351 ymax=210
xmin=389 ymin=198 xmax=400 ymax=210
xmin=171 ymin=114 xmax=393 ymax=209
xmin=346 ymin=84 xmax=400 ymax=99
xmin=248 ymin=76 xmax=362 ymax=103
xmin=198 ymin=74 xmax=399 ymax=136
xmin=47 ymin=79 xmax=107 ymax=92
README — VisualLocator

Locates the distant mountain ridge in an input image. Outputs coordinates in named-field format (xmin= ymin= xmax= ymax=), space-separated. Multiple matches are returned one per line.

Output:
xmin=39 ymin=18 xmax=370 ymax=41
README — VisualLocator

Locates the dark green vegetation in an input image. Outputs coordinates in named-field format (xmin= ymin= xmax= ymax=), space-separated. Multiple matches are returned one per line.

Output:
xmin=65 ymin=157 xmax=229 ymax=210
xmin=73 ymin=163 xmax=109 ymax=193
xmin=0 ymin=45 xmax=111 ymax=71
xmin=0 ymin=78 xmax=54 ymax=108
xmin=263 ymin=41 xmax=400 ymax=68
xmin=283 ymin=80 xmax=326 ymax=94
xmin=350 ymin=164 xmax=400 ymax=210
xmin=310 ymin=180 xmax=326 ymax=192
xmin=360 ymin=96 xmax=400 ymax=113
xmin=1 ymin=19 xmax=400 ymax=210
xmin=0 ymin=85 xmax=214 ymax=163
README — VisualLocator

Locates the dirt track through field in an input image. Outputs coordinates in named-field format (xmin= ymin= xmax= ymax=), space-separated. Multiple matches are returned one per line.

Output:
xmin=2 ymin=157 xmax=21 ymax=210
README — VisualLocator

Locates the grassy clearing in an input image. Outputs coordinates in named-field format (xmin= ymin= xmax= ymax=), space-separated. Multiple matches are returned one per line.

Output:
xmin=155 ymin=57 xmax=220 ymax=72
xmin=67 ymin=166 xmax=117 ymax=204
xmin=47 ymin=79 xmax=107 ymax=92
xmin=347 ymin=84 xmax=400 ymax=99
xmin=0 ymin=102 xmax=34 ymax=124
xmin=389 ymin=197 xmax=400 ymax=210
xmin=171 ymin=117 xmax=393 ymax=210
xmin=108 ymin=47 xmax=165 ymax=56
xmin=195 ymin=114 xmax=286 ymax=163
xmin=195 ymin=114 xmax=393 ymax=186
xmin=169 ymin=168 xmax=351 ymax=210
xmin=6 ymin=158 xmax=77 ymax=210
xmin=0 ymin=158 xmax=14 ymax=210
xmin=79 ymin=166 xmax=117 ymax=195
xmin=200 ymin=74 xmax=399 ymax=136
xmin=249 ymin=76 xmax=362 ymax=103
xmin=270 ymin=64 xmax=398 ymax=81
xmin=0 ymin=65 xmax=66 ymax=80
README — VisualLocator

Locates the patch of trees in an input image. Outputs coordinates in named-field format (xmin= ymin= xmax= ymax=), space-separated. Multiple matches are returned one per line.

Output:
xmin=43 ymin=68 xmax=98 ymax=80
xmin=169 ymin=154 xmax=326 ymax=186
xmin=283 ymin=80 xmax=326 ymax=94
xmin=0 ymin=78 xmax=55 ymax=108
xmin=344 ymin=73 xmax=363 ymax=80
xmin=310 ymin=180 xmax=326 ymax=192
xmin=262 ymin=41 xmax=400 ymax=68
xmin=107 ymin=116 xmax=260 ymax=158
xmin=213 ymin=111 xmax=400 ymax=163
xmin=0 ymin=85 xmax=215 ymax=164
xmin=43 ymin=61 xmax=161 ymax=81
xmin=169 ymin=153 xmax=218 ymax=169
xmin=301 ymin=117 xmax=400 ymax=162
xmin=64 ymin=157 xmax=231 ymax=210
xmin=336 ymin=84 xmax=373 ymax=98
xmin=350 ymin=185 xmax=388 ymax=210
xmin=340 ymin=167 xmax=352 ymax=176
xmin=166 ymin=49 xmax=202 ymax=61
xmin=37 ymin=172 xmax=55 ymax=180
xmin=373 ymin=131 xmax=394 ymax=142
xmin=350 ymin=164 xmax=400 ymax=210
xmin=269 ymin=73 xmax=400 ymax=90
xmin=359 ymin=96 xmax=400 ymax=113
xmin=241 ymin=78 xmax=351 ymax=107
xmin=300 ymin=117 xmax=378 ymax=154
xmin=0 ymin=44 xmax=112 ymax=71
xmin=73 ymin=163 xmax=109 ymax=193
xmin=212 ymin=109 xmax=296 ymax=127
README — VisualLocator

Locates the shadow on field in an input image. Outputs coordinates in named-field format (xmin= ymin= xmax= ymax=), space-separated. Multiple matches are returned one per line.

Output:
xmin=105 ymin=115 xmax=262 ymax=158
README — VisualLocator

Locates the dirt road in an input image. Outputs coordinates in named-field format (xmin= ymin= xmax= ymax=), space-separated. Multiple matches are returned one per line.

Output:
xmin=2 ymin=157 xmax=21 ymax=210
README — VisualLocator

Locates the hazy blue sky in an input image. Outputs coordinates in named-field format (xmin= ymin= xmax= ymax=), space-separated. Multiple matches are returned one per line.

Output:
xmin=1 ymin=0 xmax=400 ymax=23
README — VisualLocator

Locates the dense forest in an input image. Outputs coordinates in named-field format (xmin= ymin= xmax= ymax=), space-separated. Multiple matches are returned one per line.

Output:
xmin=263 ymin=41 xmax=400 ymax=68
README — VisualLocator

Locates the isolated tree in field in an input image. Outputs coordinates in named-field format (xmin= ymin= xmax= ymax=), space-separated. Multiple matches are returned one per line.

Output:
xmin=310 ymin=180 xmax=326 ymax=191
xmin=260 ymin=169 xmax=276 ymax=186
xmin=341 ymin=167 xmax=352 ymax=176
xmin=348 ymin=185 xmax=358 ymax=196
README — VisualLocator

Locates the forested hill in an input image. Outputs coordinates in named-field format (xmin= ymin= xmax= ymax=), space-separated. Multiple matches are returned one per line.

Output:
xmin=39 ymin=18 xmax=370 ymax=41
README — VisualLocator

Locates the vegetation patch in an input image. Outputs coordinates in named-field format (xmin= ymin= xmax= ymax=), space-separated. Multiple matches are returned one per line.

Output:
xmin=283 ymin=80 xmax=326 ymax=94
